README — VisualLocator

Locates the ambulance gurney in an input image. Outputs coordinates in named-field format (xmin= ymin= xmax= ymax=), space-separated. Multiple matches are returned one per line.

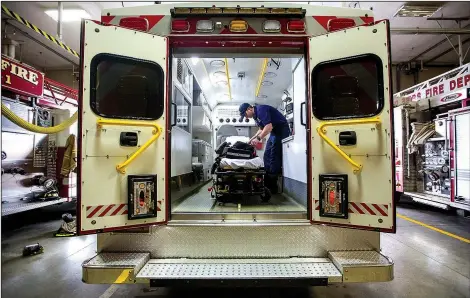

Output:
xmin=210 ymin=141 xmax=271 ymax=203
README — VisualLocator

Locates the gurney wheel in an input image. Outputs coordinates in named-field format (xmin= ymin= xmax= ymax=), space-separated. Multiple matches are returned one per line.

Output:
xmin=260 ymin=187 xmax=271 ymax=202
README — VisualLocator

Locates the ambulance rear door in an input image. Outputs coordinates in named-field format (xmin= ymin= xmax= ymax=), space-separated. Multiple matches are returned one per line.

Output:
xmin=308 ymin=20 xmax=395 ymax=232
xmin=77 ymin=20 xmax=168 ymax=234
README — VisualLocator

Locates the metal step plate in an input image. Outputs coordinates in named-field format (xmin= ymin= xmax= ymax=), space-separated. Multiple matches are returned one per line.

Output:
xmin=82 ymin=252 xmax=150 ymax=284
xmin=328 ymin=250 xmax=393 ymax=283
xmin=1 ymin=198 xmax=69 ymax=216
xmin=136 ymin=258 xmax=342 ymax=286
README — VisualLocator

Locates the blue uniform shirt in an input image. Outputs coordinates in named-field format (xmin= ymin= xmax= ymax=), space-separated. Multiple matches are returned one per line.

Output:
xmin=254 ymin=105 xmax=289 ymax=135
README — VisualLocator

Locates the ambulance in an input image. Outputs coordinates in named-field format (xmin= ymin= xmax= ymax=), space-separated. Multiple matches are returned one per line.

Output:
xmin=79 ymin=2 xmax=395 ymax=286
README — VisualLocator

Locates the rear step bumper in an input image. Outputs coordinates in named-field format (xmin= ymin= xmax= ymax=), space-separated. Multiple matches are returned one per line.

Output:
xmin=82 ymin=251 xmax=393 ymax=286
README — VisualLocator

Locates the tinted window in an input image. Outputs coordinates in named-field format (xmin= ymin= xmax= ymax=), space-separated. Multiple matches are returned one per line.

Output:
xmin=90 ymin=54 xmax=164 ymax=120
xmin=311 ymin=55 xmax=384 ymax=120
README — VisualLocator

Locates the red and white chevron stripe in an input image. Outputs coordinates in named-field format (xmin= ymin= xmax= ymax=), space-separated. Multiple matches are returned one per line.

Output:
xmin=314 ymin=200 xmax=388 ymax=216
xmin=86 ymin=201 xmax=162 ymax=218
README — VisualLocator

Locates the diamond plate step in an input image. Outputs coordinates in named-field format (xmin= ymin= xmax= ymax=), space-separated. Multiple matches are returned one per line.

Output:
xmin=1 ymin=198 xmax=69 ymax=216
xmin=82 ymin=252 xmax=150 ymax=284
xmin=328 ymin=250 xmax=394 ymax=283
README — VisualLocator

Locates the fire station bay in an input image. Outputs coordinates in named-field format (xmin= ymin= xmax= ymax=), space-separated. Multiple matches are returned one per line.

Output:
xmin=1 ymin=1 xmax=470 ymax=297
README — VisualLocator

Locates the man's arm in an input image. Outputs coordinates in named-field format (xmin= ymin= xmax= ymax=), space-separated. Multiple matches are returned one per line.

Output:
xmin=249 ymin=129 xmax=263 ymax=143
xmin=257 ymin=124 xmax=273 ymax=140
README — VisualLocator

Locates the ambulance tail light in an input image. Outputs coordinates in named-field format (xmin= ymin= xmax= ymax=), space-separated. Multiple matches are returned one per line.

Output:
xmin=171 ymin=20 xmax=190 ymax=32
xmin=229 ymin=20 xmax=248 ymax=32
xmin=327 ymin=18 xmax=356 ymax=32
xmin=196 ymin=20 xmax=214 ymax=32
xmin=263 ymin=20 xmax=281 ymax=33
xmin=287 ymin=20 xmax=305 ymax=33
xmin=119 ymin=17 xmax=149 ymax=32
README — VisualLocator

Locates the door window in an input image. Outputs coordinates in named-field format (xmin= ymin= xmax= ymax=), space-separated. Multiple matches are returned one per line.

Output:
xmin=311 ymin=54 xmax=384 ymax=120
xmin=90 ymin=53 xmax=165 ymax=120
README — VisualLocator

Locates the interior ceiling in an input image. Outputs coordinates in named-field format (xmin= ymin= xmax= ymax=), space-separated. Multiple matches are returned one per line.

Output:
xmin=1 ymin=1 xmax=469 ymax=71
xmin=193 ymin=57 xmax=294 ymax=107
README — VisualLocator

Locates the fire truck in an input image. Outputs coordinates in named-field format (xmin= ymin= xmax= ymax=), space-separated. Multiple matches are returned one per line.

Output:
xmin=394 ymin=63 xmax=470 ymax=212
xmin=77 ymin=2 xmax=395 ymax=286
xmin=1 ymin=53 xmax=78 ymax=217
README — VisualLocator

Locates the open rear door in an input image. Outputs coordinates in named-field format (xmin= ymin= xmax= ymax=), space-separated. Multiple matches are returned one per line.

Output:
xmin=308 ymin=20 xmax=395 ymax=232
xmin=77 ymin=20 xmax=168 ymax=234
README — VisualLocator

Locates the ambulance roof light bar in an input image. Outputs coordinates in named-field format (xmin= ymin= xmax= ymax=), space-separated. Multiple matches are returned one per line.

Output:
xmin=170 ymin=7 xmax=306 ymax=18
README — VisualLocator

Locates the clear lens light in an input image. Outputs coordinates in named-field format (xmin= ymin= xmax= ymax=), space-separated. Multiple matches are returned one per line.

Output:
xmin=196 ymin=20 xmax=214 ymax=32
xmin=263 ymin=20 xmax=281 ymax=32
xmin=191 ymin=57 xmax=199 ymax=65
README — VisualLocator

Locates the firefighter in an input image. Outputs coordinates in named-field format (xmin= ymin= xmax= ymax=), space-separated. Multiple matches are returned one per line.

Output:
xmin=239 ymin=103 xmax=291 ymax=193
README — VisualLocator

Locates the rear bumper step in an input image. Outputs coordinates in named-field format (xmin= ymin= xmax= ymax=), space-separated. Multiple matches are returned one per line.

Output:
xmin=82 ymin=251 xmax=393 ymax=286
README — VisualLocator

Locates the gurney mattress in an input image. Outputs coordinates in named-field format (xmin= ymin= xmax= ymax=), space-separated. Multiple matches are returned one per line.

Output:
xmin=219 ymin=157 xmax=264 ymax=170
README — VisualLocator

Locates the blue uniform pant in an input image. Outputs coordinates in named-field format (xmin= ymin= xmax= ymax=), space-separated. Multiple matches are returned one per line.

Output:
xmin=263 ymin=125 xmax=291 ymax=175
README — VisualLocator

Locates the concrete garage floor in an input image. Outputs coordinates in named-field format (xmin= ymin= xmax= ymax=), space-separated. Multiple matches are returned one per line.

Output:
xmin=1 ymin=200 xmax=470 ymax=298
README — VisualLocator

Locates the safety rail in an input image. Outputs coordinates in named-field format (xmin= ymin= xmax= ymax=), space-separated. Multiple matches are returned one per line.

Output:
xmin=96 ymin=119 xmax=163 ymax=174
xmin=43 ymin=78 xmax=79 ymax=106
xmin=316 ymin=117 xmax=382 ymax=174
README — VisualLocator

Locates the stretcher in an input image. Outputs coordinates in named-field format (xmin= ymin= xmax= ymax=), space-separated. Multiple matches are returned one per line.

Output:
xmin=210 ymin=144 xmax=271 ymax=203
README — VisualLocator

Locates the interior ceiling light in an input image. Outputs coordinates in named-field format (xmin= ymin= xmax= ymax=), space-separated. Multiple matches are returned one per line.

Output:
xmin=264 ymin=72 xmax=277 ymax=78
xmin=257 ymin=94 xmax=267 ymax=98
xmin=216 ymin=81 xmax=228 ymax=86
xmin=393 ymin=3 xmax=444 ymax=17
xmin=210 ymin=60 xmax=225 ymax=67
xmin=261 ymin=81 xmax=273 ymax=86
xmin=213 ymin=71 xmax=226 ymax=78
xmin=45 ymin=9 xmax=91 ymax=22
xmin=191 ymin=57 xmax=199 ymax=66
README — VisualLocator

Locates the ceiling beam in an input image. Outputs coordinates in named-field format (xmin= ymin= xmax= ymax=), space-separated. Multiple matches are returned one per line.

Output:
xmin=407 ymin=23 xmax=470 ymax=62
xmin=4 ymin=20 xmax=78 ymax=66
xmin=391 ymin=28 xmax=470 ymax=35
xmin=425 ymin=37 xmax=470 ymax=64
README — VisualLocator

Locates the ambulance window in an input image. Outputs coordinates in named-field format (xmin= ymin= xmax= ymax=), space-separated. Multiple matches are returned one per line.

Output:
xmin=311 ymin=54 xmax=384 ymax=120
xmin=90 ymin=54 xmax=164 ymax=120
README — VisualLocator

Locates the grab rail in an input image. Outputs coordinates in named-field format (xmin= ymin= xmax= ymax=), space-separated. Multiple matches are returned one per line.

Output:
xmin=96 ymin=118 xmax=163 ymax=174
xmin=316 ymin=117 xmax=381 ymax=174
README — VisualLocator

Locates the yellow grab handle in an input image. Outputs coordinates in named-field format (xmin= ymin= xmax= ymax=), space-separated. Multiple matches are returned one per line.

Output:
xmin=316 ymin=117 xmax=381 ymax=174
xmin=96 ymin=118 xmax=162 ymax=174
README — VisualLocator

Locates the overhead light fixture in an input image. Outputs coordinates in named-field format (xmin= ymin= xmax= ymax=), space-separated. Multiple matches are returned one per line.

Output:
xmin=45 ymin=9 xmax=91 ymax=22
xmin=393 ymin=3 xmax=443 ymax=17
xmin=191 ymin=57 xmax=199 ymax=66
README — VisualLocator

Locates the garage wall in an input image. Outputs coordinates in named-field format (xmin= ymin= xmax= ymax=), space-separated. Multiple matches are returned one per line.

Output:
xmin=392 ymin=66 xmax=454 ymax=94
xmin=44 ymin=70 xmax=78 ymax=89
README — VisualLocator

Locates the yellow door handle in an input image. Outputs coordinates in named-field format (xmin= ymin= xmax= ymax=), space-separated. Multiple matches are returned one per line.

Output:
xmin=316 ymin=117 xmax=381 ymax=174
xmin=96 ymin=118 xmax=163 ymax=174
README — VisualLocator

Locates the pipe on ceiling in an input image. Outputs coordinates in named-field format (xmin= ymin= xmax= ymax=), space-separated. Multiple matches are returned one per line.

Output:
xmin=58 ymin=1 xmax=63 ymax=40
xmin=391 ymin=28 xmax=470 ymax=35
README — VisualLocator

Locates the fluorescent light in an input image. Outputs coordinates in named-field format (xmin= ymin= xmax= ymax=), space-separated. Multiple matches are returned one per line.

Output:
xmin=45 ymin=9 xmax=91 ymax=22
xmin=393 ymin=3 xmax=443 ymax=17
xmin=191 ymin=57 xmax=199 ymax=66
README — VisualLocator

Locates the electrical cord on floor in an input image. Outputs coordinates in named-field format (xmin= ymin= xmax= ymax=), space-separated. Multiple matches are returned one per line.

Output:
xmin=1 ymin=103 xmax=77 ymax=134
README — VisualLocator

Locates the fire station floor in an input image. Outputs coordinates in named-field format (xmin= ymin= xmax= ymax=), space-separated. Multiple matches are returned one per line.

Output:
xmin=1 ymin=197 xmax=470 ymax=298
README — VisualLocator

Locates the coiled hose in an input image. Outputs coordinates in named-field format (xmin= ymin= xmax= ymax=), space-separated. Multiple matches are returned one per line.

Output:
xmin=1 ymin=102 xmax=78 ymax=134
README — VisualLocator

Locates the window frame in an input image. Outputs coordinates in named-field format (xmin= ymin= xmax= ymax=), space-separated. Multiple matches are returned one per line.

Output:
xmin=89 ymin=53 xmax=165 ymax=121
xmin=311 ymin=53 xmax=385 ymax=121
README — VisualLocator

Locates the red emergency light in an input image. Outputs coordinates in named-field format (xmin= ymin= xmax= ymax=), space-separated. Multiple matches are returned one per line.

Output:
xmin=327 ymin=18 xmax=356 ymax=32
xmin=171 ymin=20 xmax=190 ymax=32
xmin=119 ymin=17 xmax=149 ymax=32
xmin=287 ymin=20 xmax=305 ymax=33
